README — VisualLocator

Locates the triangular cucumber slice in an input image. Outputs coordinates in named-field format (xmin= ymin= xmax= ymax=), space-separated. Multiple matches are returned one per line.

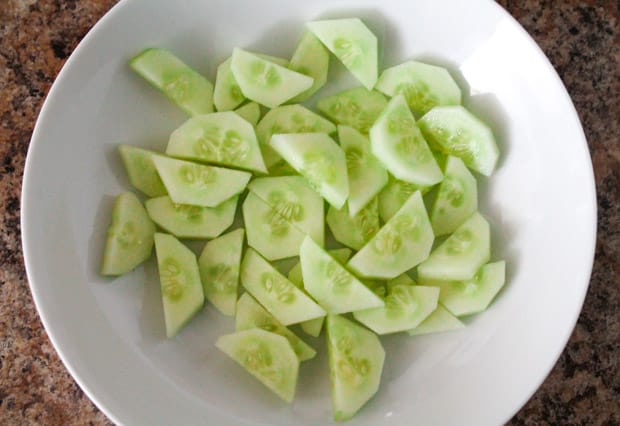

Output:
xmin=347 ymin=191 xmax=434 ymax=279
xmin=231 ymin=48 xmax=313 ymax=108
xmin=419 ymin=261 xmax=506 ymax=316
xmin=118 ymin=145 xmax=167 ymax=198
xmin=166 ymin=112 xmax=267 ymax=174
xmin=386 ymin=273 xmax=415 ymax=290
xmin=288 ymin=32 xmax=330 ymax=102
xmin=307 ymin=19 xmax=378 ymax=90
xmin=154 ymin=233 xmax=204 ymax=338
xmin=216 ymin=328 xmax=299 ymax=403
xmin=198 ymin=228 xmax=244 ymax=316
xmin=431 ymin=156 xmax=478 ymax=236
xmin=317 ymin=87 xmax=387 ymax=134
xmin=417 ymin=211 xmax=490 ymax=281
xmin=407 ymin=304 xmax=465 ymax=336
xmin=101 ymin=192 xmax=156 ymax=276
xmin=240 ymin=248 xmax=326 ymax=325
xmin=153 ymin=156 xmax=250 ymax=207
xmin=326 ymin=315 xmax=385 ymax=421
xmin=129 ymin=48 xmax=213 ymax=116
xmin=326 ymin=199 xmax=380 ymax=251
xmin=234 ymin=102 xmax=261 ymax=126
xmin=338 ymin=125 xmax=388 ymax=215
xmin=419 ymin=106 xmax=499 ymax=176
xmin=235 ymin=293 xmax=316 ymax=361
xmin=300 ymin=236 xmax=384 ymax=314
xmin=378 ymin=173 xmax=433 ymax=223
xmin=370 ymin=94 xmax=443 ymax=186
xmin=353 ymin=285 xmax=439 ymax=335
xmin=213 ymin=57 xmax=246 ymax=112
xmin=375 ymin=60 xmax=461 ymax=117
xmin=270 ymin=133 xmax=349 ymax=209
xmin=145 ymin=196 xmax=237 ymax=239
xmin=248 ymin=176 xmax=324 ymax=246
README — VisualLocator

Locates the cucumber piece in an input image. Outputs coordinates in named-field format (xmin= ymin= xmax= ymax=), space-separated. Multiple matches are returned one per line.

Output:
xmin=307 ymin=19 xmax=378 ymax=90
xmin=370 ymin=94 xmax=443 ymax=186
xmin=166 ymin=112 xmax=267 ymax=174
xmin=216 ymin=328 xmax=299 ymax=403
xmin=347 ymin=191 xmax=434 ymax=279
xmin=300 ymin=236 xmax=384 ymax=314
xmin=248 ymin=176 xmax=324 ymax=246
xmin=145 ymin=196 xmax=237 ymax=239
xmin=213 ymin=57 xmax=246 ymax=112
xmin=417 ymin=212 xmax=490 ymax=281
xmin=198 ymin=228 xmax=244 ymax=316
xmin=338 ymin=125 xmax=388 ymax=215
xmin=118 ymin=145 xmax=167 ymax=198
xmin=378 ymin=174 xmax=433 ymax=223
xmin=431 ymin=156 xmax=478 ymax=236
xmin=326 ymin=315 xmax=385 ymax=421
xmin=353 ymin=284 xmax=439 ymax=335
xmin=288 ymin=32 xmax=330 ymax=102
xmin=375 ymin=60 xmax=461 ymax=117
xmin=317 ymin=87 xmax=387 ymax=134
xmin=386 ymin=273 xmax=415 ymax=290
xmin=236 ymin=293 xmax=316 ymax=361
xmin=234 ymin=102 xmax=261 ymax=126
xmin=242 ymin=192 xmax=306 ymax=260
xmin=153 ymin=156 xmax=250 ymax=207
xmin=419 ymin=261 xmax=506 ymax=316
xmin=326 ymin=199 xmax=379 ymax=251
xmin=257 ymin=54 xmax=290 ymax=68
xmin=256 ymin=105 xmax=336 ymax=169
xmin=231 ymin=48 xmax=313 ymax=108
xmin=101 ymin=192 xmax=156 ymax=276
xmin=240 ymin=248 xmax=326 ymax=325
xmin=419 ymin=106 xmax=499 ymax=176
xmin=300 ymin=318 xmax=324 ymax=338
xmin=270 ymin=133 xmax=349 ymax=209
xmin=407 ymin=304 xmax=465 ymax=336
xmin=129 ymin=48 xmax=214 ymax=116
xmin=154 ymin=233 xmax=204 ymax=337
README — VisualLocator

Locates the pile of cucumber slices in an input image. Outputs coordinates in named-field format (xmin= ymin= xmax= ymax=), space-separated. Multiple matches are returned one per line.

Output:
xmin=100 ymin=17 xmax=506 ymax=421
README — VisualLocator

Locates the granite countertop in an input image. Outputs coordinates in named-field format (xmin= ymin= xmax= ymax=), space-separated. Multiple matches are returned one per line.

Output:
xmin=0 ymin=0 xmax=618 ymax=424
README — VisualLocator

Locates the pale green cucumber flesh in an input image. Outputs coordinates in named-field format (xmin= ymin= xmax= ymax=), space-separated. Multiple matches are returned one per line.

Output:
xmin=300 ymin=317 xmax=325 ymax=337
xmin=378 ymin=174 xmax=434 ymax=223
xmin=317 ymin=87 xmax=387 ymax=134
xmin=407 ymin=304 xmax=465 ymax=336
xmin=213 ymin=57 xmax=246 ymax=111
xmin=118 ymin=145 xmax=167 ymax=197
xmin=288 ymin=32 xmax=330 ymax=102
xmin=234 ymin=102 xmax=261 ymax=126
xmin=326 ymin=199 xmax=380 ymax=251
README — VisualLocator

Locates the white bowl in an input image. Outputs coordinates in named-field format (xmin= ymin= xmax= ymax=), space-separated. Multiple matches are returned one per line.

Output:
xmin=21 ymin=0 xmax=596 ymax=425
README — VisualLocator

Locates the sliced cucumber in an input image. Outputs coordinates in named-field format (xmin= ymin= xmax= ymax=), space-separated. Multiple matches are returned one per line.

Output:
xmin=326 ymin=199 xmax=379 ymax=251
xmin=234 ymin=102 xmax=261 ymax=126
xmin=288 ymin=32 xmax=330 ymax=102
xmin=248 ymin=176 xmax=324 ymax=246
xmin=370 ymin=94 xmax=443 ymax=186
xmin=242 ymin=192 xmax=306 ymax=260
xmin=417 ymin=212 xmax=490 ymax=281
xmin=407 ymin=304 xmax=465 ymax=336
xmin=317 ymin=87 xmax=387 ymax=134
xmin=375 ymin=60 xmax=461 ymax=117
xmin=353 ymin=285 xmax=439 ymax=335
xmin=118 ymin=145 xmax=167 ymax=198
xmin=326 ymin=315 xmax=384 ymax=421
xmin=153 ymin=156 xmax=250 ymax=207
xmin=256 ymin=104 xmax=336 ymax=169
xmin=166 ymin=112 xmax=267 ymax=174
xmin=240 ymin=248 xmax=326 ymax=325
xmin=101 ymin=192 xmax=156 ymax=276
xmin=419 ymin=261 xmax=506 ymax=316
xmin=300 ymin=236 xmax=384 ymax=314
xmin=307 ymin=19 xmax=378 ymax=90
xmin=236 ymin=293 xmax=316 ymax=361
xmin=213 ymin=57 xmax=246 ymax=112
xmin=270 ymin=133 xmax=349 ymax=209
xmin=378 ymin=174 xmax=433 ymax=223
xmin=154 ymin=233 xmax=204 ymax=338
xmin=129 ymin=48 xmax=213 ymax=116
xmin=419 ymin=106 xmax=499 ymax=176
xmin=338 ymin=125 xmax=387 ymax=215
xmin=347 ymin=191 xmax=434 ymax=279
xmin=198 ymin=228 xmax=244 ymax=316
xmin=386 ymin=273 xmax=415 ymax=290
xmin=216 ymin=328 xmax=299 ymax=403
xmin=145 ymin=196 xmax=237 ymax=239
xmin=231 ymin=48 xmax=313 ymax=108
xmin=431 ymin=156 xmax=478 ymax=236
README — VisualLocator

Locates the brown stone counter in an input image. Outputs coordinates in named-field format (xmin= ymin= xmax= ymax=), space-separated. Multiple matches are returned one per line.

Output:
xmin=0 ymin=1 xmax=618 ymax=424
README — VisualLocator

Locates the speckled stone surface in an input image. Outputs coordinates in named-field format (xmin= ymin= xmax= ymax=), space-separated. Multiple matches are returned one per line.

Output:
xmin=0 ymin=0 xmax=617 ymax=424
